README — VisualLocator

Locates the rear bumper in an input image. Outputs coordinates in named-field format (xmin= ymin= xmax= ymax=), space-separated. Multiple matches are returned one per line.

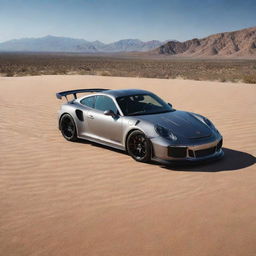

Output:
xmin=150 ymin=136 xmax=223 ymax=164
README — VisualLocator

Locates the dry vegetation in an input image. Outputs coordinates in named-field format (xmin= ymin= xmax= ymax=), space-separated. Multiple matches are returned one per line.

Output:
xmin=0 ymin=52 xmax=255 ymax=83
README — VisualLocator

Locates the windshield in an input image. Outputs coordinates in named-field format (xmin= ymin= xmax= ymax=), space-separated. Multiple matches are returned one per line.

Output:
xmin=116 ymin=93 xmax=173 ymax=116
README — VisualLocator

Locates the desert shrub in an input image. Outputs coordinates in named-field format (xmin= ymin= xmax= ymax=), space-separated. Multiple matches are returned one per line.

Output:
xmin=243 ymin=75 xmax=256 ymax=84
xmin=220 ymin=77 xmax=227 ymax=82
xmin=100 ymin=70 xmax=112 ymax=76
xmin=5 ymin=72 xmax=15 ymax=77
xmin=79 ymin=66 xmax=91 ymax=71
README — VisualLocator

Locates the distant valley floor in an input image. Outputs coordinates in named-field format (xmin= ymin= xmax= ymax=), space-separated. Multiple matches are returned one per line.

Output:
xmin=0 ymin=52 xmax=255 ymax=84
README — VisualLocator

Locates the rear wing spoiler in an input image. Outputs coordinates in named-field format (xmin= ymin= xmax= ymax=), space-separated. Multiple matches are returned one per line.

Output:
xmin=56 ymin=88 xmax=109 ymax=101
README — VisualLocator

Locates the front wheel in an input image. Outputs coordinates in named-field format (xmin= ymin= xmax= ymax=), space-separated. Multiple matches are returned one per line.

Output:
xmin=60 ymin=114 xmax=77 ymax=141
xmin=127 ymin=130 xmax=152 ymax=163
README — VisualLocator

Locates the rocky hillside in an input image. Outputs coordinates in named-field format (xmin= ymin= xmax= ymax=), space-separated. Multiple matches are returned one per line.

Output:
xmin=158 ymin=27 xmax=256 ymax=57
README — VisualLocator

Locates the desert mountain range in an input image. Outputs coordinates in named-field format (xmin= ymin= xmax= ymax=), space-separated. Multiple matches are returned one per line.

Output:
xmin=0 ymin=27 xmax=255 ymax=57
xmin=157 ymin=26 xmax=256 ymax=57
xmin=0 ymin=36 xmax=166 ymax=53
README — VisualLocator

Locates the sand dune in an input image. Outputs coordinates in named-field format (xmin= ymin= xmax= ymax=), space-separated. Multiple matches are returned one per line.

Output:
xmin=0 ymin=75 xmax=255 ymax=256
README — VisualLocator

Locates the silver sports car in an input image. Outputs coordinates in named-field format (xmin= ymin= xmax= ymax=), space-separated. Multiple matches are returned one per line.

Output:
xmin=56 ymin=88 xmax=223 ymax=164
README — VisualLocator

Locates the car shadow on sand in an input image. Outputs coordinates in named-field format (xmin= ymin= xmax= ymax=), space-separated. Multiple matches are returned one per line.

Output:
xmin=162 ymin=148 xmax=255 ymax=172
xmin=75 ymin=139 xmax=255 ymax=172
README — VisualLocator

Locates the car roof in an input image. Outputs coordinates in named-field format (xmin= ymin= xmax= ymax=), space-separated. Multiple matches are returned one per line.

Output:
xmin=101 ymin=89 xmax=152 ymax=98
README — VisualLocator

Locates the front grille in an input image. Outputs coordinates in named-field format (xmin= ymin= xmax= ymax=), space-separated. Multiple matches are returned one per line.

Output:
xmin=195 ymin=147 xmax=216 ymax=158
xmin=168 ymin=147 xmax=187 ymax=158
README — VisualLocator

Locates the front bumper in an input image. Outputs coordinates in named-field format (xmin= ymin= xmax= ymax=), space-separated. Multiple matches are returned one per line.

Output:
xmin=150 ymin=136 xmax=223 ymax=164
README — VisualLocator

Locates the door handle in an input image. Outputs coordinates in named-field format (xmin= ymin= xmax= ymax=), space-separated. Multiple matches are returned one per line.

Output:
xmin=88 ymin=114 xmax=94 ymax=119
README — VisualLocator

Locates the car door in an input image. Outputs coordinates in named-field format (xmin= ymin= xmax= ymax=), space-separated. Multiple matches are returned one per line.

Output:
xmin=86 ymin=95 xmax=123 ymax=144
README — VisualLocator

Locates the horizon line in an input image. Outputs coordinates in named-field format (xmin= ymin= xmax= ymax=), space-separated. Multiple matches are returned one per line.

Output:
xmin=0 ymin=25 xmax=255 ymax=44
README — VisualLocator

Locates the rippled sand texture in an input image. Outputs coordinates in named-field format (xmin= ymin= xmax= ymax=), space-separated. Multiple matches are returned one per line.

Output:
xmin=0 ymin=75 xmax=255 ymax=256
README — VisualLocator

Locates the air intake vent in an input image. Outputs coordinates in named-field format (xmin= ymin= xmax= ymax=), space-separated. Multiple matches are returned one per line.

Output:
xmin=168 ymin=147 xmax=187 ymax=158
xmin=75 ymin=109 xmax=84 ymax=121
xmin=195 ymin=147 xmax=216 ymax=158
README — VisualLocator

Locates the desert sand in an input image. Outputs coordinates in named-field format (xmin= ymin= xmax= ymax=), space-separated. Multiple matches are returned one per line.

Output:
xmin=0 ymin=75 xmax=255 ymax=256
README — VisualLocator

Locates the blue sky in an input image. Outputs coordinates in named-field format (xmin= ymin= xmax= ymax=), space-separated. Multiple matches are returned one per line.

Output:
xmin=0 ymin=0 xmax=255 ymax=43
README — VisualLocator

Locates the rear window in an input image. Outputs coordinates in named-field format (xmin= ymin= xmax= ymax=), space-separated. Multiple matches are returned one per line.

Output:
xmin=80 ymin=96 xmax=95 ymax=108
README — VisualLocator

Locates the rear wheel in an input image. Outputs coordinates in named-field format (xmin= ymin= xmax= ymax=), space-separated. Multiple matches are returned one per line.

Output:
xmin=127 ymin=130 xmax=151 ymax=163
xmin=60 ymin=114 xmax=77 ymax=141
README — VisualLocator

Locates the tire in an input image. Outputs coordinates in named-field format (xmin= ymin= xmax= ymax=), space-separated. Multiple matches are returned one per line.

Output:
xmin=60 ymin=114 xmax=77 ymax=141
xmin=127 ymin=130 xmax=152 ymax=163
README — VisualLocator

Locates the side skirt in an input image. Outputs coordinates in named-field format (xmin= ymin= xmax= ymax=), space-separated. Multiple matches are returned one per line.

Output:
xmin=77 ymin=134 xmax=126 ymax=152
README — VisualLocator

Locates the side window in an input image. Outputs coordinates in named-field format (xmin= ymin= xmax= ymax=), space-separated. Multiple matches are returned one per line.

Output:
xmin=80 ymin=96 xmax=95 ymax=108
xmin=95 ymin=96 xmax=118 ymax=113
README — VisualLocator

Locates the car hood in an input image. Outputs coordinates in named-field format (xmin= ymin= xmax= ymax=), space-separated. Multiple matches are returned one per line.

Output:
xmin=136 ymin=110 xmax=212 ymax=139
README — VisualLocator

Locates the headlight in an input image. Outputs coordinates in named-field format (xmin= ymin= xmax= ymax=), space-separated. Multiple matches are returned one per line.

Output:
xmin=203 ymin=117 xmax=213 ymax=127
xmin=192 ymin=114 xmax=219 ymax=133
xmin=203 ymin=117 xmax=219 ymax=133
xmin=193 ymin=114 xmax=213 ymax=127
xmin=155 ymin=125 xmax=177 ymax=141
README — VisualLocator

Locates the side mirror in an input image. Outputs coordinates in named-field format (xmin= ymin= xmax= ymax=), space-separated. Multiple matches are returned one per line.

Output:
xmin=168 ymin=103 xmax=173 ymax=108
xmin=104 ymin=110 xmax=117 ymax=117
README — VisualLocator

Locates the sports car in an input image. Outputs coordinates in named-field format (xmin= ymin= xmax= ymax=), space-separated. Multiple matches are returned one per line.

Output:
xmin=56 ymin=88 xmax=223 ymax=164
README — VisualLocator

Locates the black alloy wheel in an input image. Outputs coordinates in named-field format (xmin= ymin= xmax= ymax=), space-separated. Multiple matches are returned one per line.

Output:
xmin=60 ymin=114 xmax=77 ymax=141
xmin=127 ymin=130 xmax=151 ymax=162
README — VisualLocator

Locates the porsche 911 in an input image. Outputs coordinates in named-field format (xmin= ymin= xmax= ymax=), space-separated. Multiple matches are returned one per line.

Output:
xmin=56 ymin=88 xmax=223 ymax=164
